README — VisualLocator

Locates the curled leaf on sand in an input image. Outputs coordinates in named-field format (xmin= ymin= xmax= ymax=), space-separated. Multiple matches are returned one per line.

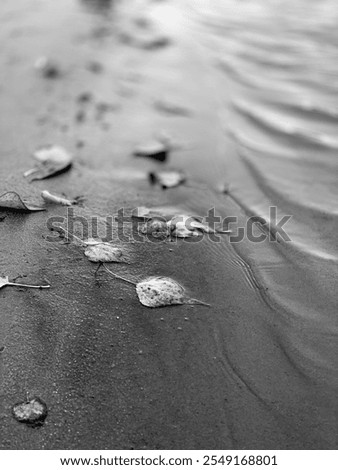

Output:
xmin=0 ymin=276 xmax=50 ymax=290
xmin=12 ymin=397 xmax=48 ymax=427
xmin=102 ymin=264 xmax=210 ymax=308
xmin=41 ymin=190 xmax=78 ymax=206
xmin=24 ymin=145 xmax=73 ymax=181
xmin=149 ymin=170 xmax=186 ymax=189
xmin=0 ymin=191 xmax=45 ymax=212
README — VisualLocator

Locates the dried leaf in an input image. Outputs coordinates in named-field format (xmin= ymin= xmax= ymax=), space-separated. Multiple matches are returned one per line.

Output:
xmin=169 ymin=215 xmax=231 ymax=238
xmin=139 ymin=218 xmax=170 ymax=239
xmin=41 ymin=190 xmax=77 ymax=206
xmin=134 ymin=208 xmax=231 ymax=238
xmin=84 ymin=239 xmax=127 ymax=263
xmin=133 ymin=141 xmax=169 ymax=162
xmin=102 ymin=265 xmax=210 ymax=308
xmin=169 ymin=216 xmax=200 ymax=238
xmin=149 ymin=170 xmax=186 ymax=189
xmin=56 ymin=231 xmax=128 ymax=263
xmin=0 ymin=191 xmax=45 ymax=212
xmin=0 ymin=276 xmax=50 ymax=290
xmin=136 ymin=277 xmax=186 ymax=307
xmin=12 ymin=397 xmax=47 ymax=427
xmin=24 ymin=145 xmax=73 ymax=181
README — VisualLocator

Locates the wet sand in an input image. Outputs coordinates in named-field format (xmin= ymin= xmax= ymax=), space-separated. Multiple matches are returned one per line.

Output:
xmin=0 ymin=0 xmax=337 ymax=449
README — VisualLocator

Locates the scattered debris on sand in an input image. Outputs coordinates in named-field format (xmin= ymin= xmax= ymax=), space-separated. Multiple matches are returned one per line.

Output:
xmin=134 ymin=207 xmax=231 ymax=238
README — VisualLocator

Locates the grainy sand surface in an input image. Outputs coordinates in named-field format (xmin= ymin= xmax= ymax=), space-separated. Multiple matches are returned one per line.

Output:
xmin=0 ymin=0 xmax=337 ymax=449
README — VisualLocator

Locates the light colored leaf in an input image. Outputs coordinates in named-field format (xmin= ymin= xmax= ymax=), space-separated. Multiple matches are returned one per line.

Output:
xmin=169 ymin=215 xmax=231 ymax=237
xmin=102 ymin=265 xmax=210 ymax=309
xmin=24 ymin=145 xmax=73 ymax=181
xmin=12 ymin=397 xmax=47 ymax=426
xmin=134 ymin=141 xmax=168 ymax=162
xmin=0 ymin=191 xmax=45 ymax=212
xmin=84 ymin=242 xmax=127 ymax=263
xmin=136 ymin=277 xmax=186 ymax=307
xmin=149 ymin=170 xmax=186 ymax=189
xmin=169 ymin=218 xmax=200 ymax=238
xmin=139 ymin=218 xmax=170 ymax=239
xmin=41 ymin=190 xmax=76 ymax=206
xmin=134 ymin=208 xmax=231 ymax=239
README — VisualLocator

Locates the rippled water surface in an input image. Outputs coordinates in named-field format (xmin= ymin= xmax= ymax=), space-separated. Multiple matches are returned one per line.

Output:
xmin=191 ymin=0 xmax=338 ymax=318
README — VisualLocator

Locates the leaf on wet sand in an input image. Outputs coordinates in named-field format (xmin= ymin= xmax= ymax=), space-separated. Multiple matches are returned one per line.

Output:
xmin=12 ymin=397 xmax=48 ymax=427
xmin=149 ymin=170 xmax=186 ymax=189
xmin=56 ymin=230 xmax=129 ymax=263
xmin=133 ymin=208 xmax=231 ymax=238
xmin=0 ymin=191 xmax=45 ymax=212
xmin=169 ymin=215 xmax=232 ymax=238
xmin=24 ymin=145 xmax=73 ymax=181
xmin=133 ymin=141 xmax=169 ymax=162
xmin=168 ymin=216 xmax=201 ymax=238
xmin=139 ymin=217 xmax=170 ymax=239
xmin=84 ymin=239 xmax=128 ymax=263
xmin=102 ymin=265 xmax=210 ymax=308
xmin=41 ymin=190 xmax=77 ymax=206
xmin=0 ymin=275 xmax=50 ymax=290
xmin=136 ymin=277 xmax=186 ymax=307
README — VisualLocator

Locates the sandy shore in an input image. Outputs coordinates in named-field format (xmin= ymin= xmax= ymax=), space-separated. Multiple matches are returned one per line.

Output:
xmin=0 ymin=0 xmax=337 ymax=450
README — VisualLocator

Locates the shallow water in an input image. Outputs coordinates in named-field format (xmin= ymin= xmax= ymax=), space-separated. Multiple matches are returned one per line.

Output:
xmin=190 ymin=0 xmax=338 ymax=367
